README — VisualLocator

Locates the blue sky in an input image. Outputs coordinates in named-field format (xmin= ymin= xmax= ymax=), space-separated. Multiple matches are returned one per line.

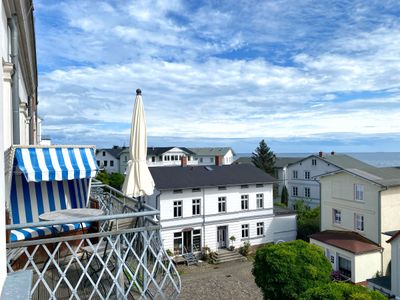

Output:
xmin=34 ymin=0 xmax=400 ymax=153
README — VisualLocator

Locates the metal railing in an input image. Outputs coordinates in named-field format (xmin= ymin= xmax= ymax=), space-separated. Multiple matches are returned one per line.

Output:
xmin=6 ymin=181 xmax=181 ymax=299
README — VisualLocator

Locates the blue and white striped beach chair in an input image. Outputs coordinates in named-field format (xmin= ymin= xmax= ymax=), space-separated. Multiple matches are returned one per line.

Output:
xmin=8 ymin=146 xmax=99 ymax=242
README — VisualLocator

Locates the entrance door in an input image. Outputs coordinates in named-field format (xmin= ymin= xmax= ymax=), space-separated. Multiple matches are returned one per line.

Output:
xmin=217 ymin=226 xmax=227 ymax=249
xmin=183 ymin=231 xmax=192 ymax=253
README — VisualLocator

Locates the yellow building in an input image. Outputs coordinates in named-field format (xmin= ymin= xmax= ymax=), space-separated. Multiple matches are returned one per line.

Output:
xmin=310 ymin=166 xmax=400 ymax=284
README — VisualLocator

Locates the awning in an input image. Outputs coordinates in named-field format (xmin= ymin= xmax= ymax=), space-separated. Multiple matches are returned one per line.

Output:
xmin=13 ymin=146 xmax=99 ymax=182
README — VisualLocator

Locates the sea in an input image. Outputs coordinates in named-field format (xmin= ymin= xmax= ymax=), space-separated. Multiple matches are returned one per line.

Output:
xmin=236 ymin=152 xmax=400 ymax=168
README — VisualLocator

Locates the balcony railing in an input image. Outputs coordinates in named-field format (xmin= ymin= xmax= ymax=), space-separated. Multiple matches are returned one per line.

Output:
xmin=6 ymin=181 xmax=181 ymax=299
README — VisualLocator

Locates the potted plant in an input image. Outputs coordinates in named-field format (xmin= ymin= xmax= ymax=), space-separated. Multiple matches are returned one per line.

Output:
xmin=229 ymin=236 xmax=236 ymax=251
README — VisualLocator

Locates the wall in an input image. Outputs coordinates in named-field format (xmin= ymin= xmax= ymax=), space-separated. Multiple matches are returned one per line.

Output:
xmin=320 ymin=172 xmax=381 ymax=244
xmin=392 ymin=237 xmax=400 ymax=297
xmin=96 ymin=150 xmax=120 ymax=173
xmin=287 ymin=156 xmax=339 ymax=208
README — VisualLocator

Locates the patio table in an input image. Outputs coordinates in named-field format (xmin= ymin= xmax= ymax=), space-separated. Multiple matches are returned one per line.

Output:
xmin=39 ymin=208 xmax=104 ymax=223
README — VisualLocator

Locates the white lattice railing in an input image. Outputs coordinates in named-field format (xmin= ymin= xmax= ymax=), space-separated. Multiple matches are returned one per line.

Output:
xmin=6 ymin=182 xmax=181 ymax=300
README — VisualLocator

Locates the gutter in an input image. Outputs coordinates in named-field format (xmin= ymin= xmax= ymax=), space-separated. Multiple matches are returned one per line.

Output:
xmin=9 ymin=14 xmax=20 ymax=144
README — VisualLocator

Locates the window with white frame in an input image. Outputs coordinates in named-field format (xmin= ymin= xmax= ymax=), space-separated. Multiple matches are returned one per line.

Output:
xmin=102 ymin=151 xmax=106 ymax=156
xmin=192 ymin=199 xmax=201 ymax=216
xmin=110 ymin=160 xmax=114 ymax=167
xmin=333 ymin=209 xmax=341 ymax=224
xmin=173 ymin=232 xmax=182 ymax=255
xmin=292 ymin=186 xmax=298 ymax=196
xmin=104 ymin=160 xmax=108 ymax=167
xmin=304 ymin=171 xmax=310 ymax=179
xmin=256 ymin=193 xmax=264 ymax=208
xmin=173 ymin=201 xmax=182 ymax=218
xmin=292 ymin=170 xmax=298 ymax=179
xmin=256 ymin=184 xmax=264 ymax=188
xmin=241 ymin=194 xmax=249 ymax=210
xmin=257 ymin=222 xmax=264 ymax=236
xmin=354 ymin=184 xmax=364 ymax=201
xmin=355 ymin=214 xmax=364 ymax=231
xmin=304 ymin=187 xmax=310 ymax=198
xmin=193 ymin=229 xmax=201 ymax=252
xmin=218 ymin=197 xmax=226 ymax=212
xmin=241 ymin=224 xmax=249 ymax=238
xmin=312 ymin=159 xmax=317 ymax=166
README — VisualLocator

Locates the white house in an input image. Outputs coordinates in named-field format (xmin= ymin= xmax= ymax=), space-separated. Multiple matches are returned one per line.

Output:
xmin=96 ymin=146 xmax=126 ymax=173
xmin=310 ymin=166 xmax=400 ymax=283
xmin=1 ymin=0 xmax=38 ymax=293
xmin=189 ymin=147 xmax=235 ymax=165
xmin=286 ymin=152 xmax=385 ymax=209
xmin=148 ymin=163 xmax=297 ymax=254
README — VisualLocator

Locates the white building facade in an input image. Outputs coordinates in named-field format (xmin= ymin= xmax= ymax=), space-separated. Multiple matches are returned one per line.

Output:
xmin=189 ymin=147 xmax=235 ymax=166
xmin=148 ymin=164 xmax=297 ymax=254
xmin=96 ymin=148 xmax=123 ymax=173
xmin=1 ymin=0 xmax=38 ymax=293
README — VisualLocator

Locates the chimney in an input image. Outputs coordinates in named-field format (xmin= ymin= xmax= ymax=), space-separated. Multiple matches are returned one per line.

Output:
xmin=215 ymin=155 xmax=223 ymax=166
xmin=319 ymin=151 xmax=324 ymax=157
xmin=331 ymin=151 xmax=335 ymax=155
xmin=181 ymin=156 xmax=188 ymax=167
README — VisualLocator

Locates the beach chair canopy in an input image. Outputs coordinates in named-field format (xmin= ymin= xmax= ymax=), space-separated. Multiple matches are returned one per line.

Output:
xmin=8 ymin=146 xmax=99 ymax=242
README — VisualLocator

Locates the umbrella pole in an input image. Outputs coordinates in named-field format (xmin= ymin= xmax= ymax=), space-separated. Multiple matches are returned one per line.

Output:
xmin=138 ymin=196 xmax=149 ymax=295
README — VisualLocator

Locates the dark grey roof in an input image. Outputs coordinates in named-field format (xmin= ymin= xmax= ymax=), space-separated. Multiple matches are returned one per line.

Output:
xmin=147 ymin=147 xmax=195 ymax=156
xmin=234 ymin=156 xmax=303 ymax=168
xmin=97 ymin=147 xmax=127 ymax=158
xmin=189 ymin=147 xmax=235 ymax=156
xmin=149 ymin=164 xmax=276 ymax=190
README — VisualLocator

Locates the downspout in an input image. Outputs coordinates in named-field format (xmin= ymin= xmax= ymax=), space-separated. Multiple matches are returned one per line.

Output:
xmin=9 ymin=14 xmax=20 ymax=144
xmin=202 ymin=188 xmax=206 ymax=249
xmin=28 ymin=96 xmax=33 ymax=144
xmin=378 ymin=188 xmax=386 ymax=275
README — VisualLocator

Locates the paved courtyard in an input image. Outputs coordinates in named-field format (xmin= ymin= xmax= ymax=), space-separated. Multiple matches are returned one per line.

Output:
xmin=178 ymin=260 xmax=263 ymax=300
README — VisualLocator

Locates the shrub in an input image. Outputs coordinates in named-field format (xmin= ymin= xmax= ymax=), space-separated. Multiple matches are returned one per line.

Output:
xmin=281 ymin=185 xmax=289 ymax=206
xmin=252 ymin=240 xmax=332 ymax=300
xmin=296 ymin=202 xmax=320 ymax=241
xmin=239 ymin=241 xmax=251 ymax=256
xmin=166 ymin=249 xmax=173 ymax=256
xmin=298 ymin=282 xmax=386 ymax=300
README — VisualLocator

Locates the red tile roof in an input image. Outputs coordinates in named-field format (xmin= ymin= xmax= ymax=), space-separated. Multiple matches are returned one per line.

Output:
xmin=310 ymin=230 xmax=382 ymax=254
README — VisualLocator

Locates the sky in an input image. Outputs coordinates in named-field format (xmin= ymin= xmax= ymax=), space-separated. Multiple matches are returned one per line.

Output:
xmin=34 ymin=0 xmax=400 ymax=153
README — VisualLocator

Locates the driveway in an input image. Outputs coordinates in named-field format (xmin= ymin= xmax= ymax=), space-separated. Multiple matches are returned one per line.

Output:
xmin=178 ymin=260 xmax=263 ymax=300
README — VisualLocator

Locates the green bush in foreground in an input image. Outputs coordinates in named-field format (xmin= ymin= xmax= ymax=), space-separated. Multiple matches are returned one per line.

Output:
xmin=299 ymin=282 xmax=386 ymax=300
xmin=252 ymin=240 xmax=332 ymax=300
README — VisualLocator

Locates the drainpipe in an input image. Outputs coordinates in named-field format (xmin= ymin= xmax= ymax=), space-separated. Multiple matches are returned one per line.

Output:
xmin=378 ymin=188 xmax=386 ymax=275
xmin=28 ymin=96 xmax=33 ymax=144
xmin=202 ymin=188 xmax=206 ymax=249
xmin=9 ymin=14 xmax=20 ymax=144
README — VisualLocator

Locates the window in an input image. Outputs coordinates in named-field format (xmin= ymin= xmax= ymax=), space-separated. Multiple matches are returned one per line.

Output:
xmin=173 ymin=232 xmax=182 ymax=255
xmin=241 ymin=185 xmax=249 ymax=189
xmin=110 ymin=160 xmax=114 ymax=167
xmin=173 ymin=189 xmax=183 ymax=194
xmin=218 ymin=186 xmax=226 ymax=190
xmin=241 ymin=224 xmax=249 ymax=238
xmin=102 ymin=151 xmax=106 ymax=156
xmin=292 ymin=186 xmax=298 ymax=196
xmin=312 ymin=159 xmax=317 ymax=166
xmin=192 ymin=199 xmax=201 ymax=216
xmin=333 ymin=209 xmax=341 ymax=224
xmin=292 ymin=170 xmax=298 ymax=179
xmin=192 ymin=188 xmax=200 ymax=192
xmin=173 ymin=201 xmax=182 ymax=218
xmin=256 ymin=184 xmax=264 ymax=188
xmin=210 ymin=157 xmax=214 ymax=163
xmin=218 ymin=197 xmax=226 ymax=212
xmin=171 ymin=155 xmax=175 ymax=161
xmin=241 ymin=195 xmax=249 ymax=210
xmin=97 ymin=160 xmax=100 ymax=166
xmin=304 ymin=187 xmax=310 ymax=198
xmin=257 ymin=222 xmax=264 ymax=236
xmin=354 ymin=184 xmax=364 ymax=201
xmin=151 ymin=156 xmax=155 ymax=162
xmin=304 ymin=171 xmax=310 ymax=179
xmin=338 ymin=256 xmax=352 ymax=279
xmin=199 ymin=158 xmax=203 ymax=163
xmin=256 ymin=193 xmax=264 ymax=208
xmin=193 ymin=229 xmax=201 ymax=252
xmin=104 ymin=160 xmax=108 ymax=167
xmin=175 ymin=155 xmax=178 ymax=160
xmin=355 ymin=214 xmax=364 ymax=231
xmin=124 ymin=156 xmax=127 ymax=162
xmin=159 ymin=155 xmax=163 ymax=161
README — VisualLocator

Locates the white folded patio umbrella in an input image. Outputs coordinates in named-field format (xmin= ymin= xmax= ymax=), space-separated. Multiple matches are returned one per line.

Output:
xmin=122 ymin=89 xmax=155 ymax=197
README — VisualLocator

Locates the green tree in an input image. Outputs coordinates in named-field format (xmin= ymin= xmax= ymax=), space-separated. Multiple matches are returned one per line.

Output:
xmin=96 ymin=171 xmax=110 ymax=185
xmin=109 ymin=172 xmax=125 ymax=190
xmin=252 ymin=240 xmax=331 ymax=300
xmin=295 ymin=200 xmax=320 ymax=241
xmin=299 ymin=282 xmax=386 ymax=300
xmin=251 ymin=139 xmax=276 ymax=176
xmin=281 ymin=185 xmax=289 ymax=206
